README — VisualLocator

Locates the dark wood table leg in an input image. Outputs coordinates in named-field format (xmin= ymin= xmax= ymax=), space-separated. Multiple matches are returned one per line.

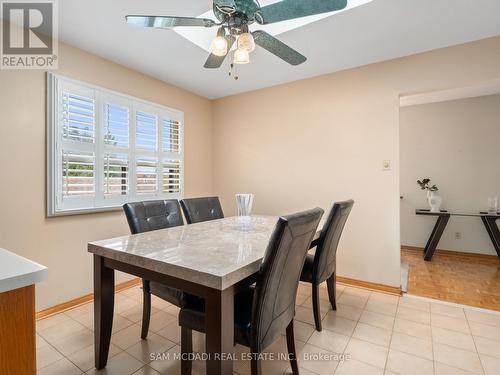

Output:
xmin=424 ymin=214 xmax=450 ymax=261
xmin=205 ymin=286 xmax=234 ymax=375
xmin=94 ymin=255 xmax=115 ymax=369
xmin=481 ymin=217 xmax=500 ymax=258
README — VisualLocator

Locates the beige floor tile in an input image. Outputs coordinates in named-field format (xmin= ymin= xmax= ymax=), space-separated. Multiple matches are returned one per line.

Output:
xmin=37 ymin=357 xmax=82 ymax=375
xmin=434 ymin=362 xmax=479 ymax=375
xmin=308 ymin=329 xmax=349 ymax=353
xmin=126 ymin=333 xmax=176 ymax=364
xmin=37 ymin=345 xmax=64 ymax=370
xmin=163 ymin=304 xmax=180 ymax=316
xmin=292 ymin=320 xmax=316 ymax=343
xmin=480 ymin=353 xmax=500 ymax=375
xmin=113 ymin=315 xmax=136 ymax=334
xmin=396 ymin=306 xmax=431 ymax=325
xmin=37 ymin=313 xmax=72 ymax=332
xmin=121 ymin=285 xmax=143 ymax=297
xmin=148 ymin=310 xmax=177 ymax=333
xmin=111 ymin=324 xmax=143 ymax=350
xmin=433 ymin=343 xmax=483 ymax=374
xmin=156 ymin=320 xmax=181 ymax=344
xmin=298 ymin=343 xmax=340 ymax=375
xmin=65 ymin=302 xmax=94 ymax=319
xmin=38 ymin=319 xmax=86 ymax=343
xmin=327 ymin=303 xmax=363 ymax=321
xmin=37 ymin=334 xmax=50 ymax=349
xmin=393 ymin=318 xmax=432 ymax=339
xmin=50 ymin=327 xmax=94 ymax=356
xmin=283 ymin=367 xmax=318 ymax=375
xmin=87 ymin=351 xmax=144 ymax=375
xmin=295 ymin=305 xmax=324 ymax=326
xmin=296 ymin=292 xmax=310 ymax=306
xmin=301 ymin=296 xmax=333 ymax=314
xmin=115 ymin=295 xmax=141 ymax=314
xmin=337 ymin=293 xmax=367 ymax=309
xmin=342 ymin=287 xmax=371 ymax=299
xmin=150 ymin=295 xmax=172 ymax=310
xmin=469 ymin=321 xmax=500 ymax=341
xmin=352 ymin=323 xmax=391 ymax=347
xmin=364 ymin=300 xmax=398 ymax=316
xmin=67 ymin=343 xmax=121 ymax=372
xmin=368 ymin=292 xmax=399 ymax=306
xmin=148 ymin=345 xmax=181 ymax=374
xmin=344 ymin=337 xmax=388 ymax=369
xmin=72 ymin=312 xmax=132 ymax=334
xmin=322 ymin=313 xmax=357 ymax=336
xmin=131 ymin=365 xmax=162 ymax=374
xmin=359 ymin=310 xmax=395 ymax=330
xmin=298 ymin=282 xmax=312 ymax=295
xmin=121 ymin=304 xmax=160 ymax=324
xmin=466 ymin=310 xmax=500 ymax=328
xmin=432 ymin=327 xmax=476 ymax=352
xmin=334 ymin=358 xmax=384 ymax=375
xmin=431 ymin=313 xmax=470 ymax=334
xmin=390 ymin=332 xmax=433 ymax=360
xmin=474 ymin=335 xmax=500 ymax=358
xmin=398 ymin=298 xmax=430 ymax=312
xmin=386 ymin=349 xmax=434 ymax=375
xmin=431 ymin=303 xmax=466 ymax=319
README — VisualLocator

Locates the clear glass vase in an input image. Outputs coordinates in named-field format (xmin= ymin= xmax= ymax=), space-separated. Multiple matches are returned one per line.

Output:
xmin=235 ymin=193 xmax=254 ymax=228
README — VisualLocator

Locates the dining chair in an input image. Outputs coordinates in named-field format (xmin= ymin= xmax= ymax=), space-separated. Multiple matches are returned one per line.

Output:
xmin=180 ymin=196 xmax=224 ymax=224
xmin=123 ymin=199 xmax=195 ymax=339
xmin=300 ymin=200 xmax=354 ymax=331
xmin=178 ymin=207 xmax=324 ymax=375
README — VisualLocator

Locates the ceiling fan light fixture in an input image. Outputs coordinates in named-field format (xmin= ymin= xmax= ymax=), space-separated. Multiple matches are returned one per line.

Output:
xmin=233 ymin=48 xmax=250 ymax=65
xmin=238 ymin=32 xmax=255 ymax=52
xmin=210 ymin=28 xmax=229 ymax=57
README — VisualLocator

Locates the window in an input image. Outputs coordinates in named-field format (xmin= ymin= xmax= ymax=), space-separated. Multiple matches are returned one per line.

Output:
xmin=47 ymin=73 xmax=184 ymax=216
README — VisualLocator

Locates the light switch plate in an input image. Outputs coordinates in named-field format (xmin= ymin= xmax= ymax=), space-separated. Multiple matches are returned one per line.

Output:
xmin=382 ymin=160 xmax=391 ymax=171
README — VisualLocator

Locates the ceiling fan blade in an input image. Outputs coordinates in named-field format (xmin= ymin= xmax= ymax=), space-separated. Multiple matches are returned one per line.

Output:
xmin=257 ymin=0 xmax=348 ymax=24
xmin=252 ymin=30 xmax=306 ymax=66
xmin=125 ymin=15 xmax=216 ymax=28
xmin=204 ymin=36 xmax=236 ymax=69
xmin=213 ymin=0 xmax=236 ymax=8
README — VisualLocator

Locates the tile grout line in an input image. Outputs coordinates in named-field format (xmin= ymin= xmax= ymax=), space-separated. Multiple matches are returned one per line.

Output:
xmin=466 ymin=310 xmax=487 ymax=375
xmin=383 ymin=294 xmax=400 ymax=374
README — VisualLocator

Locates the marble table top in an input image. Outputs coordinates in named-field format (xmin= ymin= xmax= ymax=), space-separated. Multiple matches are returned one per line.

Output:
xmin=89 ymin=215 xmax=324 ymax=290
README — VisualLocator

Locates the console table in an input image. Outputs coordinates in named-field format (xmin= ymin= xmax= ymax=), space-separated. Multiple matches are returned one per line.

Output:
xmin=416 ymin=210 xmax=500 ymax=261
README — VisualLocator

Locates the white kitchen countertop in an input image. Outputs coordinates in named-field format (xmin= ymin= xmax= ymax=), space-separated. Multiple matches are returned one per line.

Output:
xmin=0 ymin=248 xmax=48 ymax=294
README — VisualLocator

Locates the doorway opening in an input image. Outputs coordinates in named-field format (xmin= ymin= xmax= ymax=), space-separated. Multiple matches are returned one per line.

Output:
xmin=399 ymin=81 xmax=500 ymax=311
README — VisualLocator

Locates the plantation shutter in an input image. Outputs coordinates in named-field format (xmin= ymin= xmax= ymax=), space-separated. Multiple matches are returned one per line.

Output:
xmin=48 ymin=74 xmax=184 ymax=216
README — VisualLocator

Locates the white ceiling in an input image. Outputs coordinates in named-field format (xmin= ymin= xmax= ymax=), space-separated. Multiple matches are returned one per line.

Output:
xmin=58 ymin=0 xmax=500 ymax=99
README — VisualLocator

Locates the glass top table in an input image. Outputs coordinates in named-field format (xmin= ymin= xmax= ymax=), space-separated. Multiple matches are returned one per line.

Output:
xmin=415 ymin=209 xmax=500 ymax=261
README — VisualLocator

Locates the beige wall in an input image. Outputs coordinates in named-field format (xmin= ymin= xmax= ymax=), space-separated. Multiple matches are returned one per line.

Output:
xmin=212 ymin=36 xmax=500 ymax=288
xmin=0 ymin=42 xmax=213 ymax=310
xmin=400 ymin=94 xmax=500 ymax=255
xmin=1 ymin=35 xmax=500 ymax=310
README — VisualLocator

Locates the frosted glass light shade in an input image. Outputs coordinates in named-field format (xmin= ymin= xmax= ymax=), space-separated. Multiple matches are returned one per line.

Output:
xmin=238 ymin=32 xmax=255 ymax=52
xmin=210 ymin=36 xmax=228 ymax=56
xmin=233 ymin=48 xmax=250 ymax=64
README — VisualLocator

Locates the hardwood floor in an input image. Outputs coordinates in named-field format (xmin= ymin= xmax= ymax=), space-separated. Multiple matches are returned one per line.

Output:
xmin=402 ymin=247 xmax=500 ymax=311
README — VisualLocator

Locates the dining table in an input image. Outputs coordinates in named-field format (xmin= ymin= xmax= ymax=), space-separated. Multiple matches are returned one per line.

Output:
xmin=88 ymin=215 xmax=324 ymax=375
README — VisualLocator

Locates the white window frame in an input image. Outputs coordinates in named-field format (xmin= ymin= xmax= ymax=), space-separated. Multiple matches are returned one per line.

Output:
xmin=47 ymin=73 xmax=184 ymax=216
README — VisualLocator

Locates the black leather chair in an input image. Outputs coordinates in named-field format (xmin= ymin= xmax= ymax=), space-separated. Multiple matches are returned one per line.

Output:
xmin=300 ymin=200 xmax=354 ymax=331
xmin=123 ymin=200 xmax=192 ymax=339
xmin=178 ymin=207 xmax=324 ymax=375
xmin=180 ymin=197 xmax=224 ymax=224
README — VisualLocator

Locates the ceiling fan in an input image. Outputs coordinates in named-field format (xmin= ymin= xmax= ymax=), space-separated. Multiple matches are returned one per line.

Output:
xmin=126 ymin=0 xmax=347 ymax=76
